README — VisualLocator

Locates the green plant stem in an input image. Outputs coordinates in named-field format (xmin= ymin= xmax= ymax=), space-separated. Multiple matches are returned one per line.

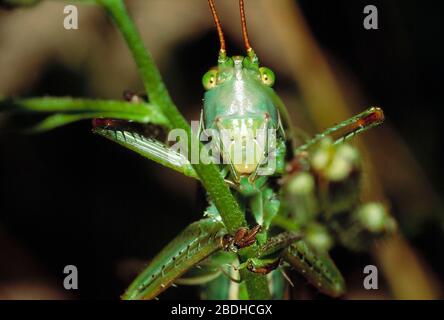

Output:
xmin=99 ymin=0 xmax=270 ymax=299
xmin=241 ymin=271 xmax=271 ymax=299
xmin=0 ymin=97 xmax=170 ymax=131
xmin=0 ymin=97 xmax=165 ymax=119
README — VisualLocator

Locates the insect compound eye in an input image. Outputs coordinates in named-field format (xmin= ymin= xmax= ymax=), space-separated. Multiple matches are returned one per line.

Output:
xmin=259 ymin=67 xmax=275 ymax=87
xmin=202 ymin=69 xmax=218 ymax=90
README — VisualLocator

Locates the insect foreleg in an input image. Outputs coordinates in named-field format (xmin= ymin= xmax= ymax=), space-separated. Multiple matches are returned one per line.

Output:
xmin=197 ymin=109 xmax=205 ymax=141
xmin=269 ymin=90 xmax=295 ymax=148
xmin=249 ymin=113 xmax=270 ymax=182
xmin=215 ymin=118 xmax=240 ymax=182
xmin=277 ymin=110 xmax=286 ymax=141
xmin=227 ymin=224 xmax=262 ymax=252
xmin=93 ymin=127 xmax=199 ymax=179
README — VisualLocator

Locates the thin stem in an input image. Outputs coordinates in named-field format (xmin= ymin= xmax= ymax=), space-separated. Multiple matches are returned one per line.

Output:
xmin=0 ymin=97 xmax=164 ymax=117
xmin=0 ymin=97 xmax=170 ymax=130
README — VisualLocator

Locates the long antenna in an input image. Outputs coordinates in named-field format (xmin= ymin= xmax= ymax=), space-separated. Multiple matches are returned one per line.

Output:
xmin=239 ymin=0 xmax=252 ymax=53
xmin=208 ymin=0 xmax=226 ymax=55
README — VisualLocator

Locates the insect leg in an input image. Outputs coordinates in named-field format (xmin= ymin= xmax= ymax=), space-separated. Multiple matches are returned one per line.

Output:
xmin=246 ymin=257 xmax=281 ymax=274
xmin=198 ymin=109 xmax=205 ymax=139
xmin=122 ymin=218 xmax=228 ymax=300
xmin=257 ymin=231 xmax=302 ymax=257
xmin=277 ymin=110 xmax=286 ymax=141
xmin=249 ymin=113 xmax=270 ymax=182
xmin=295 ymin=107 xmax=384 ymax=153
xmin=282 ymin=240 xmax=346 ymax=298
xmin=215 ymin=118 xmax=240 ymax=182
xmin=269 ymin=92 xmax=296 ymax=148
xmin=235 ymin=224 xmax=262 ymax=249
xmin=93 ymin=127 xmax=199 ymax=179
xmin=200 ymin=262 xmax=245 ymax=300
xmin=225 ymin=225 xmax=262 ymax=253
xmin=240 ymin=232 xmax=302 ymax=275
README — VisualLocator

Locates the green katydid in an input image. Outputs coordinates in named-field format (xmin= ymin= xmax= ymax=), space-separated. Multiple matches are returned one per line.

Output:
xmin=0 ymin=0 xmax=394 ymax=300
xmin=91 ymin=0 xmax=390 ymax=300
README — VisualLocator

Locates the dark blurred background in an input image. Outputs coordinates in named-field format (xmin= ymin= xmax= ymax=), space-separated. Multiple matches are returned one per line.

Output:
xmin=0 ymin=0 xmax=442 ymax=299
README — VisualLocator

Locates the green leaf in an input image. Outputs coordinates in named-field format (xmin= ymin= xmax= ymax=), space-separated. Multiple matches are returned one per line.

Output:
xmin=0 ymin=97 xmax=170 ymax=131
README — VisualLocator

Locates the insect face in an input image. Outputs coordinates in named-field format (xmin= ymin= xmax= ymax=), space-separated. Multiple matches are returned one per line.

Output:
xmin=202 ymin=0 xmax=286 ymax=182
xmin=202 ymin=57 xmax=280 ymax=180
